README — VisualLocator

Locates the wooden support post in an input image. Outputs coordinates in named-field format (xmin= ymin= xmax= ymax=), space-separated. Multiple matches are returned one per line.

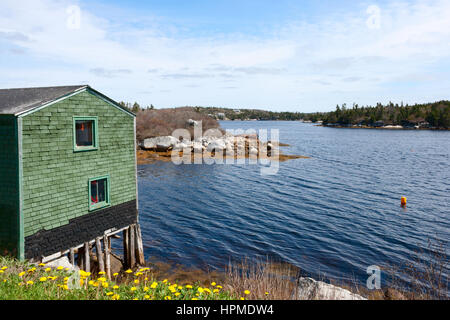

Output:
xmin=96 ymin=237 xmax=105 ymax=273
xmin=134 ymin=224 xmax=145 ymax=265
xmin=84 ymin=242 xmax=90 ymax=272
xmin=69 ymin=248 xmax=75 ymax=267
xmin=123 ymin=228 xmax=129 ymax=269
xmin=129 ymin=224 xmax=136 ymax=268
xmin=78 ymin=247 xmax=84 ymax=270
xmin=104 ymin=235 xmax=111 ymax=280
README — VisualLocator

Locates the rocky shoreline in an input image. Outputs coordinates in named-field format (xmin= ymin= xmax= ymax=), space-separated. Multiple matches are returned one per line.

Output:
xmin=319 ymin=124 xmax=450 ymax=130
xmin=137 ymin=131 xmax=309 ymax=164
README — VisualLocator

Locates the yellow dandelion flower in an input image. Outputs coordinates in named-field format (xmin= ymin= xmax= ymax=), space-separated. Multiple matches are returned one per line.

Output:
xmin=19 ymin=271 xmax=26 ymax=277
xmin=113 ymin=273 xmax=119 ymax=277
xmin=98 ymin=271 xmax=106 ymax=275
xmin=244 ymin=290 xmax=251 ymax=295
xmin=143 ymin=287 xmax=149 ymax=291
xmin=164 ymin=296 xmax=172 ymax=300
xmin=162 ymin=279 xmax=168 ymax=283
xmin=0 ymin=270 xmax=4 ymax=274
xmin=38 ymin=263 xmax=45 ymax=267
xmin=192 ymin=298 xmax=198 ymax=300
xmin=144 ymin=295 xmax=150 ymax=299
xmin=63 ymin=285 xmax=69 ymax=290
xmin=134 ymin=279 xmax=139 ymax=284
xmin=1 ymin=266 xmax=7 ymax=270
xmin=130 ymin=287 xmax=137 ymax=292
xmin=240 ymin=297 xmax=245 ymax=300
xmin=102 ymin=282 xmax=109 ymax=288
xmin=64 ymin=268 xmax=70 ymax=271
xmin=125 ymin=269 xmax=133 ymax=274
xmin=98 ymin=277 xmax=107 ymax=282
xmin=133 ymin=298 xmax=139 ymax=300
xmin=186 ymin=285 xmax=193 ymax=289
xmin=45 ymin=268 xmax=51 ymax=272
xmin=150 ymin=282 xmax=158 ymax=289
xmin=175 ymin=292 xmax=181 ymax=297
xmin=113 ymin=285 xmax=119 ymax=289
xmin=57 ymin=266 xmax=64 ymax=270
xmin=211 ymin=282 xmax=217 ymax=286
xmin=198 ymin=287 xmax=204 ymax=293
xmin=39 ymin=277 xmax=47 ymax=282
xmin=265 ymin=292 xmax=269 ymax=295
xmin=216 ymin=285 xmax=222 ymax=289
xmin=112 ymin=294 xmax=120 ymax=300
xmin=26 ymin=281 xmax=34 ymax=285
xmin=106 ymin=292 xmax=114 ymax=296
xmin=204 ymin=288 xmax=211 ymax=294
xmin=213 ymin=289 xmax=219 ymax=293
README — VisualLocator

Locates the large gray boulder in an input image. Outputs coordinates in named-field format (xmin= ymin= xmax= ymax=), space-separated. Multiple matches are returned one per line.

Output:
xmin=207 ymin=139 xmax=227 ymax=152
xmin=295 ymin=277 xmax=366 ymax=300
xmin=142 ymin=136 xmax=179 ymax=151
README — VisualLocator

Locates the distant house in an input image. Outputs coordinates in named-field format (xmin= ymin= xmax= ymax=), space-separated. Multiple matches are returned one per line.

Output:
xmin=0 ymin=85 xmax=143 ymax=271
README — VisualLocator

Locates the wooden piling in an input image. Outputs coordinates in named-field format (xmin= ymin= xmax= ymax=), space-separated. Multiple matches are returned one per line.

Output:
xmin=135 ymin=224 xmax=145 ymax=265
xmin=78 ymin=246 xmax=84 ymax=270
xmin=104 ymin=235 xmax=111 ymax=280
xmin=129 ymin=224 xmax=136 ymax=268
xmin=69 ymin=248 xmax=75 ymax=266
xmin=123 ymin=228 xmax=129 ymax=269
xmin=84 ymin=242 xmax=90 ymax=272
xmin=96 ymin=237 xmax=105 ymax=273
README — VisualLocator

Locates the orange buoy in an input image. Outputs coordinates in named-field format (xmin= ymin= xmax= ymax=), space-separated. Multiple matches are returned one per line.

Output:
xmin=401 ymin=197 xmax=407 ymax=206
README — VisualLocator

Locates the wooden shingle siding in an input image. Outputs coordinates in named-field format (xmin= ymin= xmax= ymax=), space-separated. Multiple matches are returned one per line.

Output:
xmin=0 ymin=115 xmax=20 ymax=256
xmin=21 ymin=91 xmax=136 ymax=238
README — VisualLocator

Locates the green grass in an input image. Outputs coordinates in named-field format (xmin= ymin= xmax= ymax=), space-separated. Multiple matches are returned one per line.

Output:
xmin=0 ymin=256 xmax=239 ymax=300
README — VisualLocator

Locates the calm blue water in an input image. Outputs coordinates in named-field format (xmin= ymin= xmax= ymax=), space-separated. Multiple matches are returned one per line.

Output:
xmin=137 ymin=121 xmax=450 ymax=285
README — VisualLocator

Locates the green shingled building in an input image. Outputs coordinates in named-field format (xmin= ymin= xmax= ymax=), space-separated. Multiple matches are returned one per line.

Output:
xmin=0 ymin=85 xmax=141 ymax=264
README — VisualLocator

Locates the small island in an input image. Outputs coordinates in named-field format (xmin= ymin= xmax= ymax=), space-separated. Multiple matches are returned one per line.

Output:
xmin=123 ymin=105 xmax=308 ymax=164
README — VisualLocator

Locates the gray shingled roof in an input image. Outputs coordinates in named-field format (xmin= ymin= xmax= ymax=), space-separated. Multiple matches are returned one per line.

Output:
xmin=0 ymin=85 xmax=88 ymax=115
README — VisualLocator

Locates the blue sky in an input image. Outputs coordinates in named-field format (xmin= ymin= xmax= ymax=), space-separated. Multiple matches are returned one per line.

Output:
xmin=1 ymin=0 xmax=450 ymax=112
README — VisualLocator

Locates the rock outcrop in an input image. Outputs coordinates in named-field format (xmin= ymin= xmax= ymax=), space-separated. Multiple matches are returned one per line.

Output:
xmin=294 ymin=277 xmax=366 ymax=300
xmin=142 ymin=136 xmax=180 ymax=151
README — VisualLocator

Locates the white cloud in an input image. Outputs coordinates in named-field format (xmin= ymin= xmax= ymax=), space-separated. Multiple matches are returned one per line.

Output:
xmin=0 ymin=0 xmax=449 ymax=111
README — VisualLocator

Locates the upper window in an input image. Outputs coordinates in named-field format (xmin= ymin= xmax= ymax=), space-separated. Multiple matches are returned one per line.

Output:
xmin=73 ymin=116 xmax=98 ymax=151
xmin=89 ymin=175 xmax=110 ymax=211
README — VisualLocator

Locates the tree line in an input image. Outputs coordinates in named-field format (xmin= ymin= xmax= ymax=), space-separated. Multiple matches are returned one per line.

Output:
xmin=314 ymin=101 xmax=450 ymax=128
xmin=118 ymin=100 xmax=450 ymax=129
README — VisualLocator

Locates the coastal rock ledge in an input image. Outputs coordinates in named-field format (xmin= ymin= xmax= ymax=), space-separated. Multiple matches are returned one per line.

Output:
xmin=295 ymin=277 xmax=366 ymax=300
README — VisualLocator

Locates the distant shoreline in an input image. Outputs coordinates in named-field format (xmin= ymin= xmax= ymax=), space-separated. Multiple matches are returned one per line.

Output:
xmin=318 ymin=124 xmax=450 ymax=131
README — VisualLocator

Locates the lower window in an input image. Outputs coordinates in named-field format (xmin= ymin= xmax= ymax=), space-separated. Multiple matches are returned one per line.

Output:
xmin=89 ymin=175 xmax=110 ymax=211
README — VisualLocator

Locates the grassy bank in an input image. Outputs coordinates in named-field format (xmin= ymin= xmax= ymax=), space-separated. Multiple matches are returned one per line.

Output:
xmin=0 ymin=256 xmax=238 ymax=300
